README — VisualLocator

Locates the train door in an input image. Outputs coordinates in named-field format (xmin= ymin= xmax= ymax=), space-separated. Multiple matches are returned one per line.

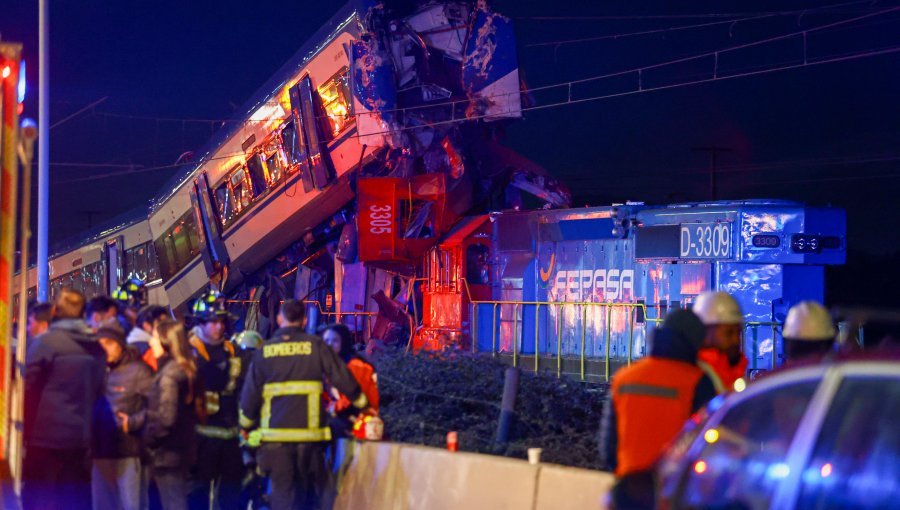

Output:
xmin=190 ymin=174 xmax=230 ymax=278
xmin=105 ymin=237 xmax=123 ymax=295
xmin=289 ymin=76 xmax=335 ymax=191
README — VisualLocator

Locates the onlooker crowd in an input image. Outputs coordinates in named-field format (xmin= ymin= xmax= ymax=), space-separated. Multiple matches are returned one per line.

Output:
xmin=22 ymin=286 xmax=379 ymax=510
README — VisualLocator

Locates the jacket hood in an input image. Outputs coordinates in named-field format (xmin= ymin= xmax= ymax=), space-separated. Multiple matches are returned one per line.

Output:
xmin=649 ymin=328 xmax=700 ymax=363
xmin=50 ymin=319 xmax=97 ymax=343
xmin=127 ymin=327 xmax=152 ymax=345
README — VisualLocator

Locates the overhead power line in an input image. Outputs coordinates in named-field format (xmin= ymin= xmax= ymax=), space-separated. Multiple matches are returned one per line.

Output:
xmin=52 ymin=5 xmax=900 ymax=185
xmin=513 ymin=0 xmax=890 ymax=21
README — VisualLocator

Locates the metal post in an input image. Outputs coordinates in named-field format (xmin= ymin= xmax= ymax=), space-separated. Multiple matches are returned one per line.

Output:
xmin=13 ymin=119 xmax=37 ymax=491
xmin=604 ymin=306 xmax=612 ymax=382
xmin=512 ymin=304 xmax=518 ymax=367
xmin=491 ymin=303 xmax=498 ymax=356
xmin=556 ymin=304 xmax=562 ymax=378
xmin=37 ymin=0 xmax=50 ymax=300
xmin=494 ymin=367 xmax=519 ymax=448
xmin=580 ymin=305 xmax=586 ymax=380
xmin=627 ymin=306 xmax=634 ymax=366
xmin=534 ymin=304 xmax=540 ymax=373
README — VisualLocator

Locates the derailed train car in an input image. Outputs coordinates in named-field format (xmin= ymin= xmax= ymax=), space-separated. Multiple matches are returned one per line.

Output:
xmin=431 ymin=200 xmax=847 ymax=379
xmin=146 ymin=0 xmax=533 ymax=316
xmin=13 ymin=210 xmax=164 ymax=317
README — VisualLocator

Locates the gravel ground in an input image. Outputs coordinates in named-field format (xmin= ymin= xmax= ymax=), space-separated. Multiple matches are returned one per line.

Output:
xmin=371 ymin=349 xmax=608 ymax=470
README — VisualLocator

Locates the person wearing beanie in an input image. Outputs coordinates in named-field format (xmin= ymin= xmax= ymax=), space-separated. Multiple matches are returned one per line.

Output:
xmin=598 ymin=309 xmax=716 ymax=509
xmin=92 ymin=319 xmax=154 ymax=510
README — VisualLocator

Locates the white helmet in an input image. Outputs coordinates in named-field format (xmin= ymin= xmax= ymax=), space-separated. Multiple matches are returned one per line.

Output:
xmin=783 ymin=301 xmax=835 ymax=341
xmin=693 ymin=291 xmax=743 ymax=326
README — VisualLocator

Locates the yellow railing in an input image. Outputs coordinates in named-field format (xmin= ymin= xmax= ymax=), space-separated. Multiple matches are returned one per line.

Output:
xmin=746 ymin=321 xmax=781 ymax=371
xmin=470 ymin=299 xmax=665 ymax=381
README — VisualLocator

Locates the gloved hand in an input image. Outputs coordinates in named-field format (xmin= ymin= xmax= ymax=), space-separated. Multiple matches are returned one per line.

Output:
xmin=247 ymin=429 xmax=262 ymax=448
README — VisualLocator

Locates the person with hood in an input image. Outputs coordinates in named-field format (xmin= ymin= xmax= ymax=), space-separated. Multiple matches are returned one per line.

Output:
xmin=598 ymin=309 xmax=716 ymax=510
xmin=23 ymin=287 xmax=108 ymax=510
xmin=125 ymin=318 xmax=199 ymax=510
xmin=127 ymin=304 xmax=169 ymax=356
xmin=91 ymin=319 xmax=154 ymax=510
xmin=321 ymin=323 xmax=380 ymax=438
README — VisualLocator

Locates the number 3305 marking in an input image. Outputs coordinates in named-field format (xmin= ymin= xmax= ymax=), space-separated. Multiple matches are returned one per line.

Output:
xmin=369 ymin=205 xmax=392 ymax=234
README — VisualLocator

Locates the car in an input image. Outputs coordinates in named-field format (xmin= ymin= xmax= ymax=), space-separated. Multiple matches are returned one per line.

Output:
xmin=655 ymin=354 xmax=900 ymax=510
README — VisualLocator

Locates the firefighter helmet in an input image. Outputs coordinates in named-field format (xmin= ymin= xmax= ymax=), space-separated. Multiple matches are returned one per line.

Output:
xmin=783 ymin=301 xmax=836 ymax=341
xmin=693 ymin=292 xmax=743 ymax=326
xmin=191 ymin=289 xmax=231 ymax=322
xmin=233 ymin=330 xmax=263 ymax=350
xmin=113 ymin=278 xmax=147 ymax=308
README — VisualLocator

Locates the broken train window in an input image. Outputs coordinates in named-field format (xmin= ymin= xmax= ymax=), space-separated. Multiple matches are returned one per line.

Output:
xmin=317 ymin=67 xmax=353 ymax=139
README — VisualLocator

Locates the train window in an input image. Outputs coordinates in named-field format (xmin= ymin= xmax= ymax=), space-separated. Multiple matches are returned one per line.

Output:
xmin=154 ymin=211 xmax=202 ymax=280
xmin=215 ymin=181 xmax=236 ymax=228
xmin=125 ymin=242 xmax=159 ymax=281
xmin=231 ymin=167 xmax=252 ymax=212
xmin=265 ymin=151 xmax=282 ymax=184
xmin=466 ymin=245 xmax=491 ymax=285
xmin=400 ymin=199 xmax=436 ymax=239
xmin=246 ymin=153 xmax=268 ymax=198
xmin=281 ymin=120 xmax=305 ymax=168
xmin=317 ymin=67 xmax=353 ymax=138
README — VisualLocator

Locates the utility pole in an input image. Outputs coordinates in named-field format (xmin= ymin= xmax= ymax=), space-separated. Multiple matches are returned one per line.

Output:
xmin=37 ymin=0 xmax=50 ymax=301
xmin=692 ymin=146 xmax=732 ymax=201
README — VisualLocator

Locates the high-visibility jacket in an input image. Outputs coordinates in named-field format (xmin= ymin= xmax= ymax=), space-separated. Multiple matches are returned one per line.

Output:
xmin=190 ymin=335 xmax=243 ymax=439
xmin=611 ymin=357 xmax=707 ymax=476
xmin=334 ymin=357 xmax=379 ymax=414
xmin=697 ymin=347 xmax=748 ymax=394
xmin=239 ymin=327 xmax=366 ymax=443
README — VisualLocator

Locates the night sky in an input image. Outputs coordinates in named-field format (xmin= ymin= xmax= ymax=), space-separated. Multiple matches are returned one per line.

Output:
xmin=3 ymin=0 xmax=900 ymax=306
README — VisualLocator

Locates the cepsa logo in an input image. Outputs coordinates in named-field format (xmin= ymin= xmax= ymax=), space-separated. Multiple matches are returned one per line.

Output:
xmin=554 ymin=269 xmax=635 ymax=300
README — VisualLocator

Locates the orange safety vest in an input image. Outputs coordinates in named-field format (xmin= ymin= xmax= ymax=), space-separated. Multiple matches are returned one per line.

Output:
xmin=612 ymin=357 xmax=705 ymax=476
xmin=697 ymin=347 xmax=748 ymax=394
xmin=335 ymin=358 xmax=379 ymax=414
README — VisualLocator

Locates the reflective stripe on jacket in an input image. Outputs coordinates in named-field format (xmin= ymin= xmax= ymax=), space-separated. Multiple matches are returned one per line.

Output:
xmin=239 ymin=327 xmax=366 ymax=443
xmin=611 ymin=357 xmax=706 ymax=476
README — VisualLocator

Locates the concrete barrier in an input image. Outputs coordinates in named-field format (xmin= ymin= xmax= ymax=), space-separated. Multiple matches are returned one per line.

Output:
xmin=334 ymin=442 xmax=614 ymax=510
xmin=534 ymin=463 xmax=615 ymax=510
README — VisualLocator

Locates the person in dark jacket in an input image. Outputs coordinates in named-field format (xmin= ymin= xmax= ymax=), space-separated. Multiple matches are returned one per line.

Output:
xmin=92 ymin=319 xmax=154 ymax=510
xmin=598 ymin=309 xmax=716 ymax=510
xmin=126 ymin=318 xmax=198 ymax=510
xmin=23 ymin=288 xmax=108 ymax=510
xmin=240 ymin=300 xmax=368 ymax=510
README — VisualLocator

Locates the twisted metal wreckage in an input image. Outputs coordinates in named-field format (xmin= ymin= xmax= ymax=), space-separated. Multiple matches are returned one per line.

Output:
xmin=221 ymin=0 xmax=569 ymax=347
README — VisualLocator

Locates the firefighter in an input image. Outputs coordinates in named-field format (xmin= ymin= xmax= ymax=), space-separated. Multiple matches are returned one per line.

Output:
xmin=783 ymin=300 xmax=837 ymax=363
xmin=598 ymin=309 xmax=715 ymax=509
xmin=240 ymin=300 xmax=368 ymax=510
xmin=187 ymin=289 xmax=245 ymax=510
xmin=693 ymin=291 xmax=749 ymax=393
xmin=113 ymin=278 xmax=149 ymax=330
